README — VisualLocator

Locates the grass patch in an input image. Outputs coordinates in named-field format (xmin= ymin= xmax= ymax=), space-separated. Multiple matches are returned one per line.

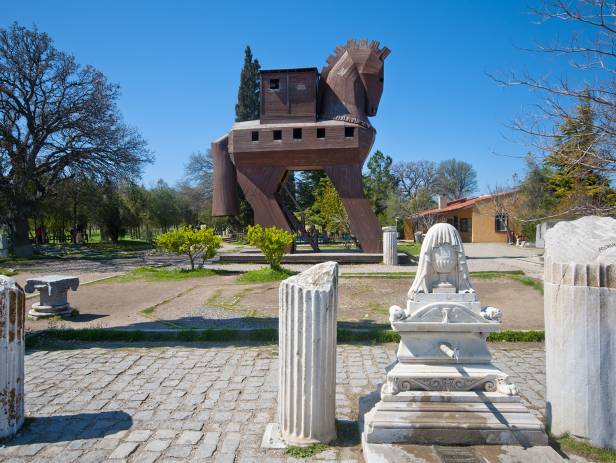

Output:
xmin=27 ymin=328 xmax=279 ymax=347
xmin=116 ymin=266 xmax=220 ymax=282
xmin=470 ymin=270 xmax=543 ymax=294
xmin=556 ymin=434 xmax=616 ymax=462
xmin=237 ymin=267 xmax=297 ymax=284
xmin=25 ymin=327 xmax=544 ymax=348
xmin=285 ymin=443 xmax=328 ymax=458
xmin=0 ymin=267 xmax=17 ymax=276
xmin=488 ymin=330 xmax=544 ymax=342
xmin=398 ymin=242 xmax=421 ymax=256
xmin=341 ymin=272 xmax=416 ymax=279
xmin=141 ymin=306 xmax=156 ymax=316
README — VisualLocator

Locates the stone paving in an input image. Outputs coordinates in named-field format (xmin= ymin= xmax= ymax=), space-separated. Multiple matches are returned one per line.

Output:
xmin=0 ymin=343 xmax=546 ymax=462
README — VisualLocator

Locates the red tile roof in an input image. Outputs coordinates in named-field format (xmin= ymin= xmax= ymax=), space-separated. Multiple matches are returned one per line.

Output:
xmin=410 ymin=194 xmax=495 ymax=218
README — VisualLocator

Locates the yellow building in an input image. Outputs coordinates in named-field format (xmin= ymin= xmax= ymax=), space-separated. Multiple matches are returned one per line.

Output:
xmin=405 ymin=192 xmax=517 ymax=243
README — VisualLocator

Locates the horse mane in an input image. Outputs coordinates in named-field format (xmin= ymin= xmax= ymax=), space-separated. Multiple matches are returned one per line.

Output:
xmin=319 ymin=38 xmax=389 ymax=82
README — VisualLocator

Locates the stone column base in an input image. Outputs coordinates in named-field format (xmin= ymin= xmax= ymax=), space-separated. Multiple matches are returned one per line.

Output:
xmin=361 ymin=389 xmax=548 ymax=447
xmin=29 ymin=303 xmax=72 ymax=319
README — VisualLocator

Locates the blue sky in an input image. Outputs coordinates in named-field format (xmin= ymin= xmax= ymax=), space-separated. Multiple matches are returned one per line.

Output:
xmin=4 ymin=1 xmax=581 ymax=193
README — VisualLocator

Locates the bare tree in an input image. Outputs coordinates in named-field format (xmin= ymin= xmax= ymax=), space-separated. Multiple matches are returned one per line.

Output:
xmin=487 ymin=182 xmax=520 ymax=243
xmin=392 ymin=160 xmax=437 ymax=199
xmin=492 ymin=1 xmax=616 ymax=176
xmin=435 ymin=159 xmax=478 ymax=200
xmin=0 ymin=23 xmax=152 ymax=256
xmin=183 ymin=150 xmax=213 ymax=198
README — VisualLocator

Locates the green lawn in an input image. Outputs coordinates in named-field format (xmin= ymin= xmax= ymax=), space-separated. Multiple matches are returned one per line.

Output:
xmin=114 ymin=266 xmax=221 ymax=282
xmin=237 ymin=267 xmax=297 ymax=283
xmin=398 ymin=242 xmax=421 ymax=256
xmin=0 ymin=267 xmax=17 ymax=276
xmin=556 ymin=434 xmax=616 ymax=463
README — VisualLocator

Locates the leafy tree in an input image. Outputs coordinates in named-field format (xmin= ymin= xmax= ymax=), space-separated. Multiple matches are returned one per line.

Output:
xmin=235 ymin=46 xmax=261 ymax=122
xmin=518 ymin=155 xmax=557 ymax=222
xmin=0 ymin=23 xmax=151 ymax=256
xmin=311 ymin=177 xmax=349 ymax=237
xmin=435 ymin=159 xmax=478 ymax=200
xmin=295 ymin=170 xmax=326 ymax=210
xmin=156 ymin=226 xmax=221 ymax=270
xmin=228 ymin=46 xmax=261 ymax=229
xmin=97 ymin=181 xmax=127 ymax=243
xmin=246 ymin=225 xmax=294 ymax=270
xmin=545 ymin=93 xmax=615 ymax=215
xmin=363 ymin=150 xmax=397 ymax=221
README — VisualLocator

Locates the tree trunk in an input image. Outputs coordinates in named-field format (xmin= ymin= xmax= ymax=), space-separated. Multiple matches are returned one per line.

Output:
xmin=12 ymin=214 xmax=33 ymax=258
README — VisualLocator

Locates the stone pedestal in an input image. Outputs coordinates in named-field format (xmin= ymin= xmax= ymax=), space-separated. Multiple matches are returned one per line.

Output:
xmin=0 ymin=276 xmax=26 ymax=439
xmin=362 ymin=224 xmax=547 ymax=460
xmin=277 ymin=261 xmax=338 ymax=446
xmin=382 ymin=226 xmax=398 ymax=265
xmin=544 ymin=216 xmax=616 ymax=450
xmin=24 ymin=275 xmax=79 ymax=318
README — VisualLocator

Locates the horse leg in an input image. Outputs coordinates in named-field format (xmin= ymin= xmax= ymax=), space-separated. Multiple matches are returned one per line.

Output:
xmin=236 ymin=166 xmax=292 ymax=232
xmin=324 ymin=164 xmax=383 ymax=253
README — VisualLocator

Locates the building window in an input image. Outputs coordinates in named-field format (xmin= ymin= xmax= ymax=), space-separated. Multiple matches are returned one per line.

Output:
xmin=317 ymin=128 xmax=326 ymax=139
xmin=344 ymin=126 xmax=355 ymax=138
xmin=495 ymin=214 xmax=508 ymax=232
xmin=459 ymin=218 xmax=471 ymax=233
xmin=273 ymin=130 xmax=282 ymax=141
xmin=293 ymin=128 xmax=302 ymax=139
xmin=269 ymin=79 xmax=280 ymax=90
xmin=251 ymin=131 xmax=259 ymax=142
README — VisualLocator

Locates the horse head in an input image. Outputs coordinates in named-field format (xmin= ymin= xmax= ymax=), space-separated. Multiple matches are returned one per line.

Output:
xmin=319 ymin=39 xmax=390 ymax=126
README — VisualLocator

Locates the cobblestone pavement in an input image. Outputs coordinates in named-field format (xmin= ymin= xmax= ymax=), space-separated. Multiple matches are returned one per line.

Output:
xmin=0 ymin=343 xmax=546 ymax=462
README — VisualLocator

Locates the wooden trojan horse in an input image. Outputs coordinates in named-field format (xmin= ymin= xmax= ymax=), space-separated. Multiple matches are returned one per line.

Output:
xmin=212 ymin=39 xmax=390 ymax=253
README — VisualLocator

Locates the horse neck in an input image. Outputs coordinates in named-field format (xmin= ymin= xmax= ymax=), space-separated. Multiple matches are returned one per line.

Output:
xmin=320 ymin=57 xmax=368 ymax=125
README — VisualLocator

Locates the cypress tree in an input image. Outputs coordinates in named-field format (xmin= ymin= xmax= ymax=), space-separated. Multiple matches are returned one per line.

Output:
xmin=235 ymin=46 xmax=261 ymax=122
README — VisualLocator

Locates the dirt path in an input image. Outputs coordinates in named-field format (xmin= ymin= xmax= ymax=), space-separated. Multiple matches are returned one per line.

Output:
xmin=26 ymin=274 xmax=545 ymax=332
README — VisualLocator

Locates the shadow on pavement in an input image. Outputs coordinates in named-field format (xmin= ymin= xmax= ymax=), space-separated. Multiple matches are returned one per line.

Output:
xmin=3 ymin=411 xmax=132 ymax=446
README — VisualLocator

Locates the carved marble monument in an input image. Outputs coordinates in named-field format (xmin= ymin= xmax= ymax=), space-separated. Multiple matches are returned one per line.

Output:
xmin=24 ymin=275 xmax=79 ymax=319
xmin=544 ymin=216 xmax=616 ymax=450
xmin=0 ymin=276 xmax=25 ymax=439
xmin=362 ymin=223 xmax=547 ymax=456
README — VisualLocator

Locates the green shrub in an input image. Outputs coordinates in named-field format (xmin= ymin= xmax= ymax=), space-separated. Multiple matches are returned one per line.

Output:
xmin=246 ymin=225 xmax=294 ymax=270
xmin=156 ymin=226 xmax=221 ymax=270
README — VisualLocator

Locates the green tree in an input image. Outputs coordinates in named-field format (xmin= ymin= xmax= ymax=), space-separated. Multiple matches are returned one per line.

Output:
xmin=311 ymin=177 xmax=349 ymax=237
xmin=156 ymin=226 xmax=221 ymax=270
xmin=246 ymin=225 xmax=294 ymax=270
xmin=295 ymin=171 xmax=326 ymax=210
xmin=363 ymin=150 xmax=397 ymax=222
xmin=97 ymin=181 xmax=127 ymax=243
xmin=545 ymin=93 xmax=615 ymax=215
xmin=0 ymin=23 xmax=151 ymax=257
xmin=227 ymin=46 xmax=260 ymax=229
xmin=235 ymin=46 xmax=261 ymax=122
xmin=518 ymin=155 xmax=557 ymax=222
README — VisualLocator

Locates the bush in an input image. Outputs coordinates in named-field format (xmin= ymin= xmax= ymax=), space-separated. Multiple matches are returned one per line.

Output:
xmin=156 ymin=226 xmax=222 ymax=270
xmin=246 ymin=225 xmax=294 ymax=270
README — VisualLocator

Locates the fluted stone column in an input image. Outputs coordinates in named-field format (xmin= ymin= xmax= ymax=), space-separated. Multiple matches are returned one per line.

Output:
xmin=544 ymin=216 xmax=616 ymax=450
xmin=0 ymin=276 xmax=26 ymax=439
xmin=382 ymin=226 xmax=398 ymax=265
xmin=279 ymin=261 xmax=338 ymax=445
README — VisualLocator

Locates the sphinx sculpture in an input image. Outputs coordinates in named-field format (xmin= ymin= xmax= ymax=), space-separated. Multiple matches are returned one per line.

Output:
xmin=362 ymin=223 xmax=547 ymax=456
